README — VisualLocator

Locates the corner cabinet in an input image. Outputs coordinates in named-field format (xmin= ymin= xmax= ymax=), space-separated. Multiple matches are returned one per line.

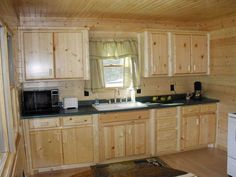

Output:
xmin=173 ymin=33 xmax=209 ymax=75
xmin=99 ymin=110 xmax=149 ymax=161
xmin=21 ymin=28 xmax=89 ymax=81
xmin=23 ymin=115 xmax=95 ymax=174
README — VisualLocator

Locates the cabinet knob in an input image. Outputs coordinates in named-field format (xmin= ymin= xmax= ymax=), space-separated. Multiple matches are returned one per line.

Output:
xmin=201 ymin=55 xmax=204 ymax=59
xmin=184 ymin=43 xmax=186 ymax=47
xmin=112 ymin=146 xmax=115 ymax=150
xmin=153 ymin=42 xmax=157 ymax=45
xmin=195 ymin=44 xmax=198 ymax=47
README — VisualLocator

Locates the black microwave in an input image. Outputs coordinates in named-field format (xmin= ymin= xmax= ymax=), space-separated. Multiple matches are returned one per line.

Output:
xmin=22 ymin=89 xmax=60 ymax=116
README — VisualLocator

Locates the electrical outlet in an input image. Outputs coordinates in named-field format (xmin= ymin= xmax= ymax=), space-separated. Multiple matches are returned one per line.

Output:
xmin=84 ymin=91 xmax=89 ymax=96
xmin=170 ymin=84 xmax=175 ymax=91
xmin=136 ymin=89 xmax=141 ymax=94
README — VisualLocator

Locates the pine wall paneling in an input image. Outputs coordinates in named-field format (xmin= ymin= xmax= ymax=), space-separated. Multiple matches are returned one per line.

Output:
xmin=200 ymin=25 xmax=236 ymax=150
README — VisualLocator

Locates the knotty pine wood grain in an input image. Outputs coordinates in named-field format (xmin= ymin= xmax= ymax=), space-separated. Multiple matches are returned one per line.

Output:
xmin=14 ymin=0 xmax=236 ymax=22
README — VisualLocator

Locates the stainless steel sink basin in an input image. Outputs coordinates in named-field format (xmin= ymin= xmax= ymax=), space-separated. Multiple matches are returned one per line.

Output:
xmin=92 ymin=102 xmax=148 ymax=111
xmin=160 ymin=102 xmax=184 ymax=106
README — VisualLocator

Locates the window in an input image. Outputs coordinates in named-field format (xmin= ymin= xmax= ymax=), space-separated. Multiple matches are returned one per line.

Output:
xmin=103 ymin=58 xmax=124 ymax=88
xmin=86 ymin=39 xmax=140 ymax=91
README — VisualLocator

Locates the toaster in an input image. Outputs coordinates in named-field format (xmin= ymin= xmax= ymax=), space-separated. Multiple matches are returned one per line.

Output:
xmin=63 ymin=97 xmax=78 ymax=109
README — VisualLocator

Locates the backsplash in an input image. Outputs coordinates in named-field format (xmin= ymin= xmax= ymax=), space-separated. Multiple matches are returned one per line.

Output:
xmin=22 ymin=76 xmax=206 ymax=101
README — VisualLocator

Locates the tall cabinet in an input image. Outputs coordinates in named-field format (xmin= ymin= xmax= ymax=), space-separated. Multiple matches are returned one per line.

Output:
xmin=21 ymin=28 xmax=89 ymax=81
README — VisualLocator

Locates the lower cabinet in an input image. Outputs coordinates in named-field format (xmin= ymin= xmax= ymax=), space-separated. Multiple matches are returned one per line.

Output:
xmin=99 ymin=110 xmax=149 ymax=161
xmin=30 ymin=130 xmax=63 ymax=168
xmin=24 ymin=115 xmax=94 ymax=173
xmin=181 ymin=104 xmax=217 ymax=150
xmin=181 ymin=116 xmax=199 ymax=149
xmin=62 ymin=126 xmax=94 ymax=164
xmin=155 ymin=108 xmax=178 ymax=155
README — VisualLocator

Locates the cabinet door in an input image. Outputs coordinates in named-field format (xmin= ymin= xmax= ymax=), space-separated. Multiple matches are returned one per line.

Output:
xmin=100 ymin=124 xmax=126 ymax=160
xmin=54 ymin=32 xmax=84 ymax=78
xmin=181 ymin=116 xmax=199 ymax=149
xmin=62 ymin=126 xmax=94 ymax=165
xmin=191 ymin=35 xmax=208 ymax=74
xmin=23 ymin=32 xmax=54 ymax=80
xmin=199 ymin=114 xmax=216 ymax=145
xmin=126 ymin=121 xmax=147 ymax=156
xmin=150 ymin=33 xmax=168 ymax=75
xmin=174 ymin=34 xmax=191 ymax=74
xmin=29 ymin=130 xmax=63 ymax=168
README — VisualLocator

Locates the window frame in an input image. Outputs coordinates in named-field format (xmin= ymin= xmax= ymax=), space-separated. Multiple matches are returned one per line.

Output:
xmin=102 ymin=58 xmax=125 ymax=88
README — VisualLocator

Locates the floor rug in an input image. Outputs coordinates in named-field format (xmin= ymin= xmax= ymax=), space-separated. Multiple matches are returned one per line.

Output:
xmin=71 ymin=157 xmax=196 ymax=177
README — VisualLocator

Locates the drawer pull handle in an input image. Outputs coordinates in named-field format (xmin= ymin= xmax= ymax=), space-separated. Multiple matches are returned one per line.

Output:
xmin=69 ymin=118 xmax=72 ymax=120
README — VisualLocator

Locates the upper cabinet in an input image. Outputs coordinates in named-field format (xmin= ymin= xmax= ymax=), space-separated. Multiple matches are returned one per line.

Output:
xmin=173 ymin=33 xmax=209 ymax=75
xmin=140 ymin=31 xmax=170 ymax=77
xmin=54 ymin=32 xmax=84 ymax=79
xmin=140 ymin=30 xmax=209 ymax=77
xmin=21 ymin=28 xmax=89 ymax=81
xmin=23 ymin=32 xmax=54 ymax=80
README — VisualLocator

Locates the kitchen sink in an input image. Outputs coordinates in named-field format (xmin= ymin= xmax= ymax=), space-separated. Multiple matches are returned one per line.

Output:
xmin=159 ymin=102 xmax=184 ymax=106
xmin=92 ymin=102 xmax=148 ymax=111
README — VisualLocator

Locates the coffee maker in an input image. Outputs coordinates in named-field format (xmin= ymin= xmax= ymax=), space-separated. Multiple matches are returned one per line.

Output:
xmin=194 ymin=81 xmax=202 ymax=100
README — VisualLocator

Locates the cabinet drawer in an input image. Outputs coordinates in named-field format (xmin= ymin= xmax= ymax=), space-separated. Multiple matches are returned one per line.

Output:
xmin=201 ymin=104 xmax=217 ymax=113
xmin=29 ymin=118 xmax=60 ymax=129
xmin=157 ymin=130 xmax=177 ymax=141
xmin=156 ymin=140 xmax=177 ymax=153
xmin=182 ymin=105 xmax=200 ymax=116
xmin=100 ymin=110 xmax=149 ymax=123
xmin=156 ymin=117 xmax=177 ymax=130
xmin=62 ymin=115 xmax=92 ymax=126
xmin=156 ymin=108 xmax=177 ymax=117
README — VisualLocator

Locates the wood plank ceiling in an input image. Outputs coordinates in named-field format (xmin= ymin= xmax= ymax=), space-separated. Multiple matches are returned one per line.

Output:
xmin=12 ymin=0 xmax=236 ymax=22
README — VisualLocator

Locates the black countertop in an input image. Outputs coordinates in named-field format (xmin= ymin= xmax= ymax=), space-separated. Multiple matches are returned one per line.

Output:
xmin=21 ymin=97 xmax=219 ymax=119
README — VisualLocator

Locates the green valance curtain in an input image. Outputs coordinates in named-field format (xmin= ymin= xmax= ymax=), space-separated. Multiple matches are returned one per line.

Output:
xmin=85 ymin=39 xmax=140 ymax=91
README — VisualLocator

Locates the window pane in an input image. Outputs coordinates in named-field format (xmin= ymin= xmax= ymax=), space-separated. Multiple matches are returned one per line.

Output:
xmin=104 ymin=67 xmax=123 ymax=87
xmin=103 ymin=59 xmax=124 ymax=66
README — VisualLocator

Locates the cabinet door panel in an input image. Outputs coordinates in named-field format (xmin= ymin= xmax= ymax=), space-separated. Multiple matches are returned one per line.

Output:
xmin=24 ymin=32 xmax=54 ymax=80
xmin=126 ymin=121 xmax=147 ymax=156
xmin=29 ymin=130 xmax=63 ymax=168
xmin=199 ymin=114 xmax=216 ymax=145
xmin=55 ymin=32 xmax=83 ymax=78
xmin=151 ymin=33 xmax=168 ymax=75
xmin=192 ymin=35 xmax=208 ymax=73
xmin=174 ymin=34 xmax=191 ymax=74
xmin=181 ymin=116 xmax=199 ymax=149
xmin=62 ymin=126 xmax=94 ymax=165
xmin=101 ymin=125 xmax=126 ymax=160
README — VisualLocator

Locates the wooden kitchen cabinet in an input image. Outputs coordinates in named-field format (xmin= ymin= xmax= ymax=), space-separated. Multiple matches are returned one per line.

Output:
xmin=181 ymin=104 xmax=216 ymax=150
xmin=62 ymin=126 xmax=94 ymax=164
xmin=173 ymin=34 xmax=191 ymax=74
xmin=181 ymin=116 xmax=199 ymax=149
xmin=99 ymin=110 xmax=149 ymax=161
xmin=23 ymin=32 xmax=54 ymax=80
xmin=29 ymin=129 xmax=63 ymax=168
xmin=191 ymin=35 xmax=208 ymax=73
xmin=54 ymin=32 xmax=84 ymax=78
xmin=155 ymin=107 xmax=178 ymax=155
xmin=21 ymin=28 xmax=89 ymax=80
xmin=173 ymin=33 xmax=208 ymax=75
xmin=140 ymin=31 xmax=169 ymax=77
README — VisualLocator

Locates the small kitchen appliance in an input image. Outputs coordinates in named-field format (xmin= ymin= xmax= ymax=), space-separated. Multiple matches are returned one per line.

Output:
xmin=63 ymin=97 xmax=78 ymax=109
xmin=193 ymin=81 xmax=202 ymax=100
xmin=227 ymin=113 xmax=236 ymax=177
xmin=22 ymin=89 xmax=59 ymax=115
